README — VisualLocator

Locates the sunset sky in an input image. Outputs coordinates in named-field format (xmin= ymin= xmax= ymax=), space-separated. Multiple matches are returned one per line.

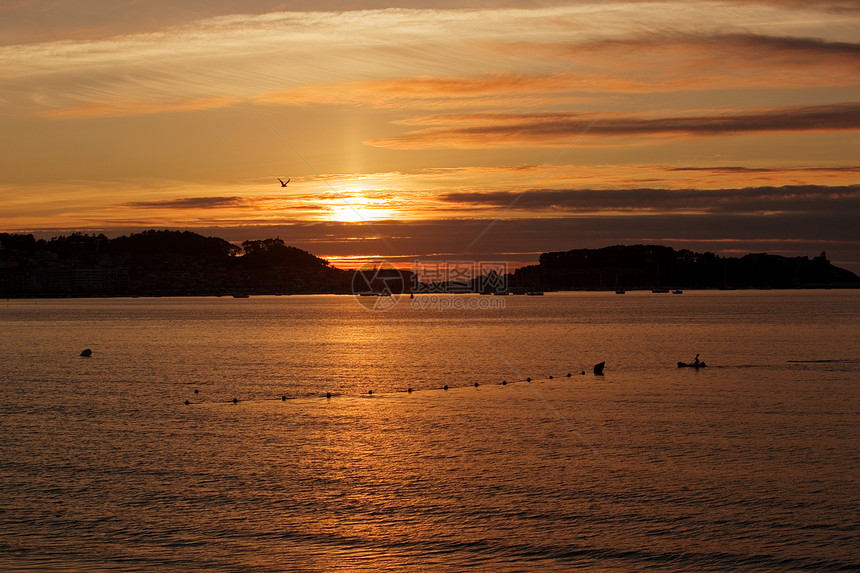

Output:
xmin=1 ymin=0 xmax=859 ymax=271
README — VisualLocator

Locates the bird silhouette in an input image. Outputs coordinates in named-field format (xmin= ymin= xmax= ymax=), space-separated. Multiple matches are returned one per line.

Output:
xmin=278 ymin=178 xmax=290 ymax=187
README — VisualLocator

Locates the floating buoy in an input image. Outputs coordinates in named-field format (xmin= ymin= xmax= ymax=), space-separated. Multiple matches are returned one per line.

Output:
xmin=407 ymin=387 xmax=412 ymax=393
xmin=566 ymin=373 xmax=571 ymax=378
xmin=232 ymin=397 xmax=238 ymax=404
xmin=443 ymin=385 xmax=448 ymax=390
xmin=194 ymin=389 xmax=199 ymax=394
xmin=549 ymin=375 xmax=553 ymax=379
xmin=368 ymin=390 xmax=373 ymax=395
xmin=593 ymin=362 xmax=605 ymax=376
xmin=281 ymin=396 xmax=286 ymax=401
xmin=526 ymin=377 xmax=531 ymax=382
xmin=502 ymin=380 xmax=507 ymax=385
xmin=581 ymin=371 xmax=586 ymax=375
xmin=184 ymin=400 xmax=190 ymax=405
xmin=474 ymin=382 xmax=479 ymax=387
xmin=326 ymin=392 xmax=331 ymax=399
xmin=79 ymin=349 xmax=92 ymax=357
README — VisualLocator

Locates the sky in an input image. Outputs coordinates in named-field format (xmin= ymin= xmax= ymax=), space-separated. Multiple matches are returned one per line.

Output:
xmin=1 ymin=0 xmax=859 ymax=272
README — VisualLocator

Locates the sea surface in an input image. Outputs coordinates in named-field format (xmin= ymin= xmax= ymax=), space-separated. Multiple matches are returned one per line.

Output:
xmin=1 ymin=291 xmax=858 ymax=571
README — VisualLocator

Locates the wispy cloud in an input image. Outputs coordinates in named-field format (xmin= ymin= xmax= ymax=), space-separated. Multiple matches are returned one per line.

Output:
xmin=258 ymin=33 xmax=860 ymax=111
xmin=506 ymin=32 xmax=860 ymax=71
xmin=367 ymin=103 xmax=860 ymax=149
xmin=667 ymin=166 xmax=860 ymax=176
xmin=40 ymin=96 xmax=239 ymax=119
xmin=4 ymin=4 xmax=858 ymax=118
xmin=3 ymin=8 xmax=552 ymax=116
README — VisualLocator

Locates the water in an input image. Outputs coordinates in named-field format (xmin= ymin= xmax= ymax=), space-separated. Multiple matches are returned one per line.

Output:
xmin=1 ymin=291 xmax=858 ymax=571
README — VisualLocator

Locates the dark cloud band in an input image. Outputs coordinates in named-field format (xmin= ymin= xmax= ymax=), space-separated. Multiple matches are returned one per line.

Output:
xmin=368 ymin=103 xmax=860 ymax=149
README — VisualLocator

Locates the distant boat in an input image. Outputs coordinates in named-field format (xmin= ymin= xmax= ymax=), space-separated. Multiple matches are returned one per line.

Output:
xmin=672 ymin=289 xmax=683 ymax=294
xmin=232 ymin=293 xmax=249 ymax=298
xmin=526 ymin=291 xmax=544 ymax=296
xmin=677 ymin=361 xmax=707 ymax=369
xmin=615 ymin=289 xmax=626 ymax=294
xmin=652 ymin=288 xmax=670 ymax=293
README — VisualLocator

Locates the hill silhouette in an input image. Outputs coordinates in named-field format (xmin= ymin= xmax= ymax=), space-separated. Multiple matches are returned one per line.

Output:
xmin=0 ymin=230 xmax=350 ymax=297
xmin=510 ymin=245 xmax=860 ymax=291
xmin=0 ymin=232 xmax=857 ymax=297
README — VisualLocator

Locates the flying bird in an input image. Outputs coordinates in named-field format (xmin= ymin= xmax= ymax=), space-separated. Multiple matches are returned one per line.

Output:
xmin=278 ymin=178 xmax=290 ymax=187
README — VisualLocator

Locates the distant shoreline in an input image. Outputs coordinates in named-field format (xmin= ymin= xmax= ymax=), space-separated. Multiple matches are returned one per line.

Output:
xmin=4 ymin=285 xmax=858 ymax=301
xmin=3 ymin=232 xmax=859 ymax=296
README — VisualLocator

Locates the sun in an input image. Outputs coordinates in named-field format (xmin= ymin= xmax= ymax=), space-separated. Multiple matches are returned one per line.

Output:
xmin=327 ymin=193 xmax=394 ymax=222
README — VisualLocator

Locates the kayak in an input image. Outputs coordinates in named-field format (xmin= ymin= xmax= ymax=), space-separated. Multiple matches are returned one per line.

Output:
xmin=677 ymin=361 xmax=707 ymax=368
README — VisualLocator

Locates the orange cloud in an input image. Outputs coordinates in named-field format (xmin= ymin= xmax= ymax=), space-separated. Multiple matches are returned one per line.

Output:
xmin=255 ymin=33 xmax=860 ymax=113
xmin=256 ymin=73 xmax=603 ymax=110
xmin=39 ymin=96 xmax=238 ymax=119
xmin=256 ymin=67 xmax=854 ymax=112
